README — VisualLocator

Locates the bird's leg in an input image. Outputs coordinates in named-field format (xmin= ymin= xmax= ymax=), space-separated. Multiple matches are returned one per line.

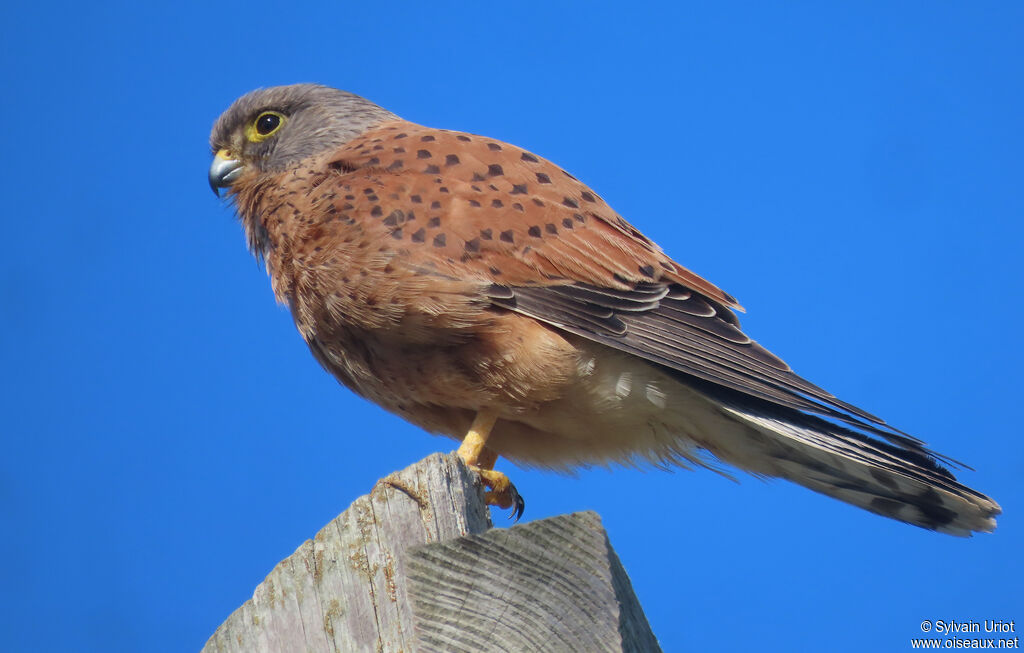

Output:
xmin=456 ymin=409 xmax=525 ymax=521
xmin=475 ymin=446 xmax=499 ymax=471
xmin=455 ymin=409 xmax=498 ymax=466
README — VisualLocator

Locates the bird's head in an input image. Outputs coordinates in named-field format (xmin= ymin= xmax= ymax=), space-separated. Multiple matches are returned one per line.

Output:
xmin=208 ymin=83 xmax=399 ymax=196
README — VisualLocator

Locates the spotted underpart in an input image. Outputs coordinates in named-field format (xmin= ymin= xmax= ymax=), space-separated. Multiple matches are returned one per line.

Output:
xmin=212 ymin=84 xmax=1000 ymax=536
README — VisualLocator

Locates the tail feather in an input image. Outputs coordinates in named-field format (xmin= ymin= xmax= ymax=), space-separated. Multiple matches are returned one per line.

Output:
xmin=700 ymin=397 xmax=1000 ymax=536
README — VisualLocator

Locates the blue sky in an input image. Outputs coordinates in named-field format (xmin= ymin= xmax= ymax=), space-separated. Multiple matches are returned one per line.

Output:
xmin=2 ymin=2 xmax=1021 ymax=651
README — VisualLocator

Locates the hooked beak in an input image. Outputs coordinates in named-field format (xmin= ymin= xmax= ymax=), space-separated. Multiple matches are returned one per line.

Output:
xmin=208 ymin=149 xmax=245 ymax=197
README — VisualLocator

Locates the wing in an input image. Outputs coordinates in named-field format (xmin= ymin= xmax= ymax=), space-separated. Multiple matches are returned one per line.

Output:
xmin=312 ymin=120 xmax=922 ymax=445
xmin=313 ymin=120 xmax=741 ymax=307
xmin=486 ymin=280 xmax=927 ymax=450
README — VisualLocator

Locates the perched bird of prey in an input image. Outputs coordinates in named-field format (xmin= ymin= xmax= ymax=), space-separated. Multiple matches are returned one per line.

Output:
xmin=209 ymin=83 xmax=999 ymax=535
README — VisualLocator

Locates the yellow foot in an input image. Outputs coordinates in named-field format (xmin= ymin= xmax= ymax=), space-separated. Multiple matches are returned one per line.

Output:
xmin=455 ymin=409 xmax=525 ymax=521
xmin=475 ymin=446 xmax=499 ymax=471
xmin=472 ymin=467 xmax=525 ymax=522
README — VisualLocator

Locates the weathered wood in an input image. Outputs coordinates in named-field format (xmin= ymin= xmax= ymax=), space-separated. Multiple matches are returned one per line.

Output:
xmin=407 ymin=511 xmax=661 ymax=653
xmin=202 ymin=453 xmax=660 ymax=653
xmin=202 ymin=453 xmax=490 ymax=653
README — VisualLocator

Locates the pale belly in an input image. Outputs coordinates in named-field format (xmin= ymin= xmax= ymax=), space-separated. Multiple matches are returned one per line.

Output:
xmin=483 ymin=341 xmax=728 ymax=470
xmin=304 ymin=301 xmax=738 ymax=471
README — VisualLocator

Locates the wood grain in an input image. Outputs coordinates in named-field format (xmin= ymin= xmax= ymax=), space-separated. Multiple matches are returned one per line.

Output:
xmin=201 ymin=453 xmax=660 ymax=652
xmin=407 ymin=511 xmax=661 ymax=653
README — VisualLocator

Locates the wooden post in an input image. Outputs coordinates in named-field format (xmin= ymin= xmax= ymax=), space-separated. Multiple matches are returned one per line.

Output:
xmin=202 ymin=453 xmax=661 ymax=653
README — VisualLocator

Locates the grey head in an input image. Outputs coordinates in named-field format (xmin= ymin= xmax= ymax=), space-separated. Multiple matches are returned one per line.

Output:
xmin=209 ymin=84 xmax=399 ymax=194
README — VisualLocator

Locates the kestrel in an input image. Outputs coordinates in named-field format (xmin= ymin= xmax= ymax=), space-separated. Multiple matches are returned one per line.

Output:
xmin=209 ymin=84 xmax=999 ymax=534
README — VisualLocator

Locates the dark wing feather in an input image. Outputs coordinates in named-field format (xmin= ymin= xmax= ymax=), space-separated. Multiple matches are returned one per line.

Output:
xmin=487 ymin=281 xmax=936 ymax=453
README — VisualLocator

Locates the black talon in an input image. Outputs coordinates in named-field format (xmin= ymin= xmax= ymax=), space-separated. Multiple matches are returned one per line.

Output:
xmin=509 ymin=487 xmax=525 ymax=522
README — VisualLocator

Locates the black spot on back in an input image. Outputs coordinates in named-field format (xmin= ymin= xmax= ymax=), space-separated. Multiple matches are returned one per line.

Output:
xmin=383 ymin=210 xmax=404 ymax=227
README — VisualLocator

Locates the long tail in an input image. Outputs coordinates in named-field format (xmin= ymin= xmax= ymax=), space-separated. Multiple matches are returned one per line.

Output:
xmin=693 ymin=388 xmax=1001 ymax=536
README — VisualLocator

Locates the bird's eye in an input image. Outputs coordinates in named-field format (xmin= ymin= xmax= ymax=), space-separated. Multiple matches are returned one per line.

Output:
xmin=247 ymin=111 xmax=286 ymax=142
xmin=256 ymin=112 xmax=281 ymax=135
